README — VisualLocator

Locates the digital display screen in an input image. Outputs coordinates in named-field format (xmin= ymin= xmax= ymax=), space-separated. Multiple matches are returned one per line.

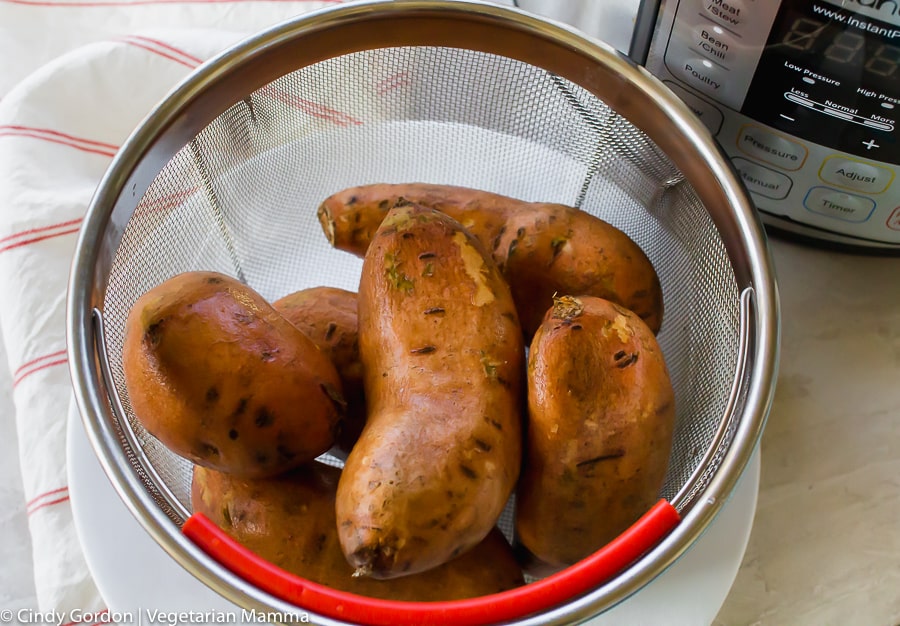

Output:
xmin=773 ymin=8 xmax=900 ymax=87
xmin=740 ymin=1 xmax=900 ymax=160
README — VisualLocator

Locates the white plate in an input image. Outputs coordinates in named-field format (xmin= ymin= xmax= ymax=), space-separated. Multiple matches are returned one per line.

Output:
xmin=68 ymin=399 xmax=759 ymax=625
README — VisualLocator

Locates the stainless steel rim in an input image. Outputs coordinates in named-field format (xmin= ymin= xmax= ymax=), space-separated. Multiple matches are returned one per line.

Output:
xmin=66 ymin=1 xmax=781 ymax=623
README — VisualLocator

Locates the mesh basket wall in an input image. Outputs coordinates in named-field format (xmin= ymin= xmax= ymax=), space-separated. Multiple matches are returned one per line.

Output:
xmin=98 ymin=47 xmax=740 ymax=532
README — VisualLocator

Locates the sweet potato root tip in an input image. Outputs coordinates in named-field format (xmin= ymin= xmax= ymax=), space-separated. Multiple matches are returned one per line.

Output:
xmin=317 ymin=203 xmax=336 ymax=246
xmin=191 ymin=464 xmax=524 ymax=599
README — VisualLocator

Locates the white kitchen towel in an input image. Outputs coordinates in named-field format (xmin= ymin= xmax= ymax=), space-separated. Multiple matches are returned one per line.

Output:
xmin=0 ymin=2 xmax=342 ymax=616
xmin=0 ymin=0 xmax=562 ymax=617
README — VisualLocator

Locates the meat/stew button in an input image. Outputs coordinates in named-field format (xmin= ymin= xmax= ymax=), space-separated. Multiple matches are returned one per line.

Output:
xmin=818 ymin=156 xmax=894 ymax=194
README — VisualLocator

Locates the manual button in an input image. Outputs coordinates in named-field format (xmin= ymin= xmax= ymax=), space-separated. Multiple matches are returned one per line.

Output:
xmin=736 ymin=125 xmax=808 ymax=171
xmin=733 ymin=158 xmax=792 ymax=199
xmin=819 ymin=156 xmax=894 ymax=193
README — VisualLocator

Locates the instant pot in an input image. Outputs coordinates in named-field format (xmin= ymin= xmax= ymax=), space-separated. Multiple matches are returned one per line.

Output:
xmin=518 ymin=0 xmax=900 ymax=253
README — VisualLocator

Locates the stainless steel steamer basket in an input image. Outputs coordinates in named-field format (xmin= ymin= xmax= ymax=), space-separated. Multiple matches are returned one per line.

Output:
xmin=67 ymin=1 xmax=780 ymax=623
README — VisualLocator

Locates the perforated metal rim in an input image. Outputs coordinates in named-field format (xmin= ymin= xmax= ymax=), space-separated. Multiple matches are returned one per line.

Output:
xmin=67 ymin=2 xmax=780 ymax=623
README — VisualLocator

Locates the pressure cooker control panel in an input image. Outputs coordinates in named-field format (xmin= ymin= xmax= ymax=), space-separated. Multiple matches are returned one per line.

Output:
xmin=643 ymin=0 xmax=900 ymax=245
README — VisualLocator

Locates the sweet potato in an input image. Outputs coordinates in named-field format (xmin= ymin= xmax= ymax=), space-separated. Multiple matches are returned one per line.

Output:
xmin=515 ymin=295 xmax=675 ymax=571
xmin=122 ymin=271 xmax=345 ymax=478
xmin=336 ymin=203 xmax=524 ymax=579
xmin=316 ymin=183 xmax=663 ymax=336
xmin=191 ymin=463 xmax=525 ymax=600
xmin=273 ymin=286 xmax=364 ymax=460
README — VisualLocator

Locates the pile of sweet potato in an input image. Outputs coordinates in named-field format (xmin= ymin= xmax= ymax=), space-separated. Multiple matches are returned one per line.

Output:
xmin=122 ymin=183 xmax=675 ymax=600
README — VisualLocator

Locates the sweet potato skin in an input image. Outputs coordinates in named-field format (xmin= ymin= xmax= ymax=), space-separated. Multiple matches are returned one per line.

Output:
xmin=191 ymin=463 xmax=524 ymax=600
xmin=515 ymin=296 xmax=675 ymax=570
xmin=336 ymin=203 xmax=524 ymax=579
xmin=273 ymin=286 xmax=364 ymax=460
xmin=122 ymin=271 xmax=344 ymax=478
xmin=317 ymin=183 xmax=663 ymax=336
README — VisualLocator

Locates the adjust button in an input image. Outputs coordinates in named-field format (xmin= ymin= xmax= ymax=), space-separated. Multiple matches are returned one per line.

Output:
xmin=733 ymin=158 xmax=792 ymax=200
xmin=736 ymin=125 xmax=808 ymax=171
xmin=818 ymin=156 xmax=894 ymax=194
xmin=804 ymin=187 xmax=876 ymax=223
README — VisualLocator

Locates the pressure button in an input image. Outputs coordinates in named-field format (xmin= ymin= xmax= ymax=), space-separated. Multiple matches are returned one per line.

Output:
xmin=819 ymin=156 xmax=894 ymax=194
xmin=736 ymin=125 xmax=807 ymax=171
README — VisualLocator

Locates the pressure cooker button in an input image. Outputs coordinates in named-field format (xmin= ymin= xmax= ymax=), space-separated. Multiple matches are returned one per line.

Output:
xmin=691 ymin=23 xmax=738 ymax=66
xmin=804 ymin=187 xmax=876 ymax=223
xmin=887 ymin=207 xmax=900 ymax=231
xmin=663 ymin=81 xmax=724 ymax=134
xmin=735 ymin=124 xmax=808 ymax=171
xmin=670 ymin=56 xmax=726 ymax=98
xmin=818 ymin=156 xmax=895 ymax=194
xmin=732 ymin=158 xmax=792 ymax=200
xmin=701 ymin=0 xmax=747 ymax=29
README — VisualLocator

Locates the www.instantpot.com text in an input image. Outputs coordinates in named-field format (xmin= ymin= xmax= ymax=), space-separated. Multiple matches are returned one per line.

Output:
xmin=814 ymin=3 xmax=900 ymax=38
xmin=2 ymin=608 xmax=310 ymax=625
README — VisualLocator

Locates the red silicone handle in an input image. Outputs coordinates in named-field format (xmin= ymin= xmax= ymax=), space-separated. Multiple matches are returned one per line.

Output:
xmin=183 ymin=499 xmax=680 ymax=625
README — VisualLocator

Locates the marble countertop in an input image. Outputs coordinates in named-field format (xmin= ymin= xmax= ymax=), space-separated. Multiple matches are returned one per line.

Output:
xmin=714 ymin=236 xmax=900 ymax=625
xmin=2 ymin=233 xmax=898 ymax=624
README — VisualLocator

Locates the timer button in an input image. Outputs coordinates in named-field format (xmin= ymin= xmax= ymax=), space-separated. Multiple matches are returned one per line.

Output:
xmin=818 ymin=156 xmax=894 ymax=194
xmin=736 ymin=125 xmax=808 ymax=171
xmin=733 ymin=158 xmax=792 ymax=200
xmin=804 ymin=187 xmax=876 ymax=223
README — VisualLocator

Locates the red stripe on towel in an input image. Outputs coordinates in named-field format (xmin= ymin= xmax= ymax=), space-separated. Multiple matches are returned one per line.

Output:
xmin=120 ymin=36 xmax=202 ymax=68
xmin=259 ymin=85 xmax=362 ymax=126
xmin=13 ymin=357 xmax=69 ymax=387
xmin=142 ymin=184 xmax=204 ymax=213
xmin=26 ymin=487 xmax=71 ymax=516
xmin=0 ymin=125 xmax=118 ymax=150
xmin=27 ymin=495 xmax=71 ymax=516
xmin=0 ymin=218 xmax=83 ymax=246
xmin=126 ymin=35 xmax=204 ymax=65
xmin=25 ymin=486 xmax=69 ymax=508
xmin=13 ymin=349 xmax=68 ymax=378
xmin=0 ymin=227 xmax=82 ymax=254
xmin=375 ymin=71 xmax=411 ymax=95
xmin=0 ymin=125 xmax=118 ymax=157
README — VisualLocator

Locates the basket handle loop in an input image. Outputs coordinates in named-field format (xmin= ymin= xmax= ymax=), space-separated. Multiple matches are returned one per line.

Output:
xmin=183 ymin=500 xmax=679 ymax=626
